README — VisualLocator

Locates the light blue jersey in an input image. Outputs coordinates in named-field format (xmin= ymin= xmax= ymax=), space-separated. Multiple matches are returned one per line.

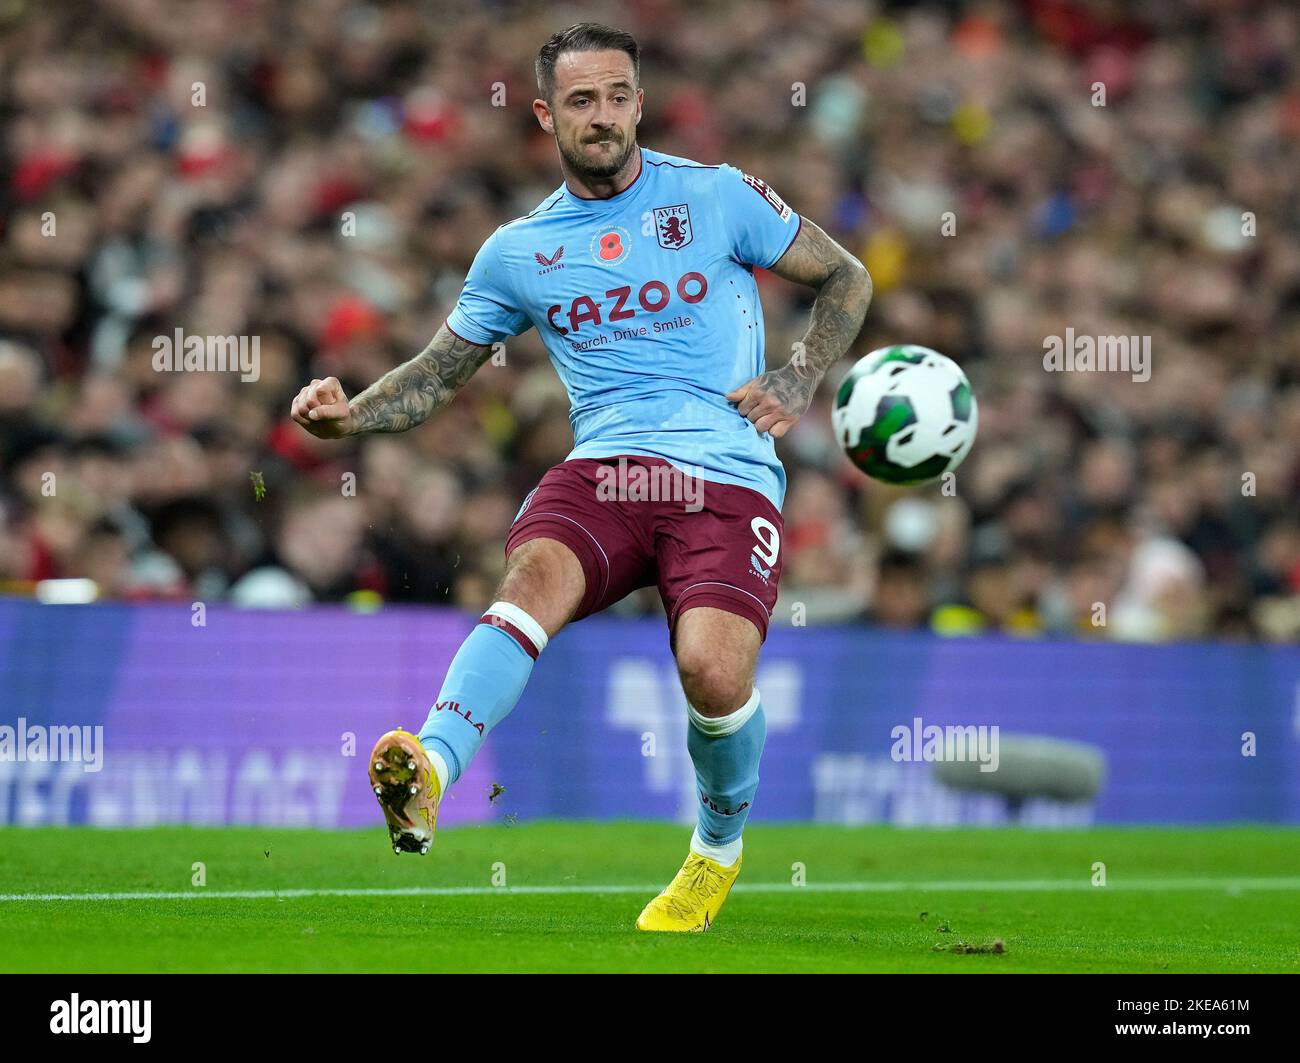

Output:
xmin=446 ymin=147 xmax=801 ymax=509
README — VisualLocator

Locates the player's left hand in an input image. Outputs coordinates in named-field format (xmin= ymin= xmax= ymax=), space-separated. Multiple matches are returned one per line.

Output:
xmin=726 ymin=365 xmax=814 ymax=439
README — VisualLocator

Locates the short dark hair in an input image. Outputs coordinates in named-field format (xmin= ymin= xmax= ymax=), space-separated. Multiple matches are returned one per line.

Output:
xmin=535 ymin=23 xmax=639 ymax=102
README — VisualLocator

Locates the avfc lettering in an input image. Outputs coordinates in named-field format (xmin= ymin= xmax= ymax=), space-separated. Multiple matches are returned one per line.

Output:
xmin=547 ymin=271 xmax=708 ymax=335
xmin=653 ymin=204 xmax=693 ymax=250
xmin=434 ymin=700 xmax=484 ymax=735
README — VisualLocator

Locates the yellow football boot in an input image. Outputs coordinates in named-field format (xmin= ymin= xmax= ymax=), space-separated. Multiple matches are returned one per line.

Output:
xmin=635 ymin=851 xmax=743 ymax=932
xmin=367 ymin=729 xmax=441 ymax=855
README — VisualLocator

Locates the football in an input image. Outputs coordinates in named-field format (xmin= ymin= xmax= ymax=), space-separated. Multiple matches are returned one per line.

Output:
xmin=832 ymin=344 xmax=978 ymax=485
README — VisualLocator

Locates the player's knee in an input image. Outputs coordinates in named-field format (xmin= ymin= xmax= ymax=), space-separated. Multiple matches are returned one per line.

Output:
xmin=675 ymin=644 xmax=751 ymax=718
xmin=497 ymin=538 xmax=585 ymax=637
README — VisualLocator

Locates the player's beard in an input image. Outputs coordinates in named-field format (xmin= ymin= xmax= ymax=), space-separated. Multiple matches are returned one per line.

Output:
xmin=560 ymin=129 xmax=637 ymax=181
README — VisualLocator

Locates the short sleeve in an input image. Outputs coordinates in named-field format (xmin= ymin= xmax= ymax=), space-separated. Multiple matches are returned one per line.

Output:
xmin=717 ymin=164 xmax=802 ymax=270
xmin=446 ymin=229 xmax=531 ymax=345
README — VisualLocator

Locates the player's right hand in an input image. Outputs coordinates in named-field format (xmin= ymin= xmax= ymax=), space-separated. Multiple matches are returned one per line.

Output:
xmin=291 ymin=377 xmax=355 ymax=439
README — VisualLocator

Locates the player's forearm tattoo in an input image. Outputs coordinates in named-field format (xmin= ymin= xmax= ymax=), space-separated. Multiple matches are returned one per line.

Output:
xmin=763 ymin=221 xmax=873 ymax=414
xmin=347 ymin=325 xmax=494 ymax=434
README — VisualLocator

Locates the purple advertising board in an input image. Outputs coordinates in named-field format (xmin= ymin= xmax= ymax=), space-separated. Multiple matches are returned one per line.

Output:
xmin=1 ymin=599 xmax=1297 ymax=828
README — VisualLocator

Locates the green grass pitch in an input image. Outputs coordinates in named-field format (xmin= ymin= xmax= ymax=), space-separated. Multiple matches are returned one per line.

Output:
xmin=2 ymin=823 xmax=1297 ymax=973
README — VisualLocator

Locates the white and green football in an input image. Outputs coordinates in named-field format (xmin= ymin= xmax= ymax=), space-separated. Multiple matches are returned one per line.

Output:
xmin=832 ymin=345 xmax=977 ymax=485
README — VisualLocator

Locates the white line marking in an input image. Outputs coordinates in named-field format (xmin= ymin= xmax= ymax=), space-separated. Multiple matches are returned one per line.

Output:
xmin=1 ymin=878 xmax=1298 ymax=903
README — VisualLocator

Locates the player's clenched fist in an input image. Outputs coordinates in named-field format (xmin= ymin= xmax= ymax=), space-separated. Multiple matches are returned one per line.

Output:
xmin=726 ymin=364 xmax=813 ymax=440
xmin=290 ymin=377 xmax=355 ymax=439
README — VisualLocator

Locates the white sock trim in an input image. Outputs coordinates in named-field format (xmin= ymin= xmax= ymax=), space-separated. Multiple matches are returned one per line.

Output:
xmin=687 ymin=687 xmax=760 ymax=738
xmin=690 ymin=827 xmax=742 ymax=867
xmin=426 ymin=748 xmax=450 ymax=794
xmin=484 ymin=600 xmax=548 ymax=654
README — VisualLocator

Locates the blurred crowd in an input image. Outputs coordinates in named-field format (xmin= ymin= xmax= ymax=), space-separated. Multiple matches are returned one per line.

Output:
xmin=1 ymin=0 xmax=1297 ymax=641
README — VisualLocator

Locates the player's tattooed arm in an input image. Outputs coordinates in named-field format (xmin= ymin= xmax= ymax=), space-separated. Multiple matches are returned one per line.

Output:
xmin=290 ymin=324 xmax=495 ymax=438
xmin=726 ymin=219 xmax=872 ymax=438
xmin=348 ymin=325 xmax=495 ymax=434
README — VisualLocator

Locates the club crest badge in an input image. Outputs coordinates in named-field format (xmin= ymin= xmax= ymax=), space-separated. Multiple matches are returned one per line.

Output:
xmin=653 ymin=204 xmax=693 ymax=250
